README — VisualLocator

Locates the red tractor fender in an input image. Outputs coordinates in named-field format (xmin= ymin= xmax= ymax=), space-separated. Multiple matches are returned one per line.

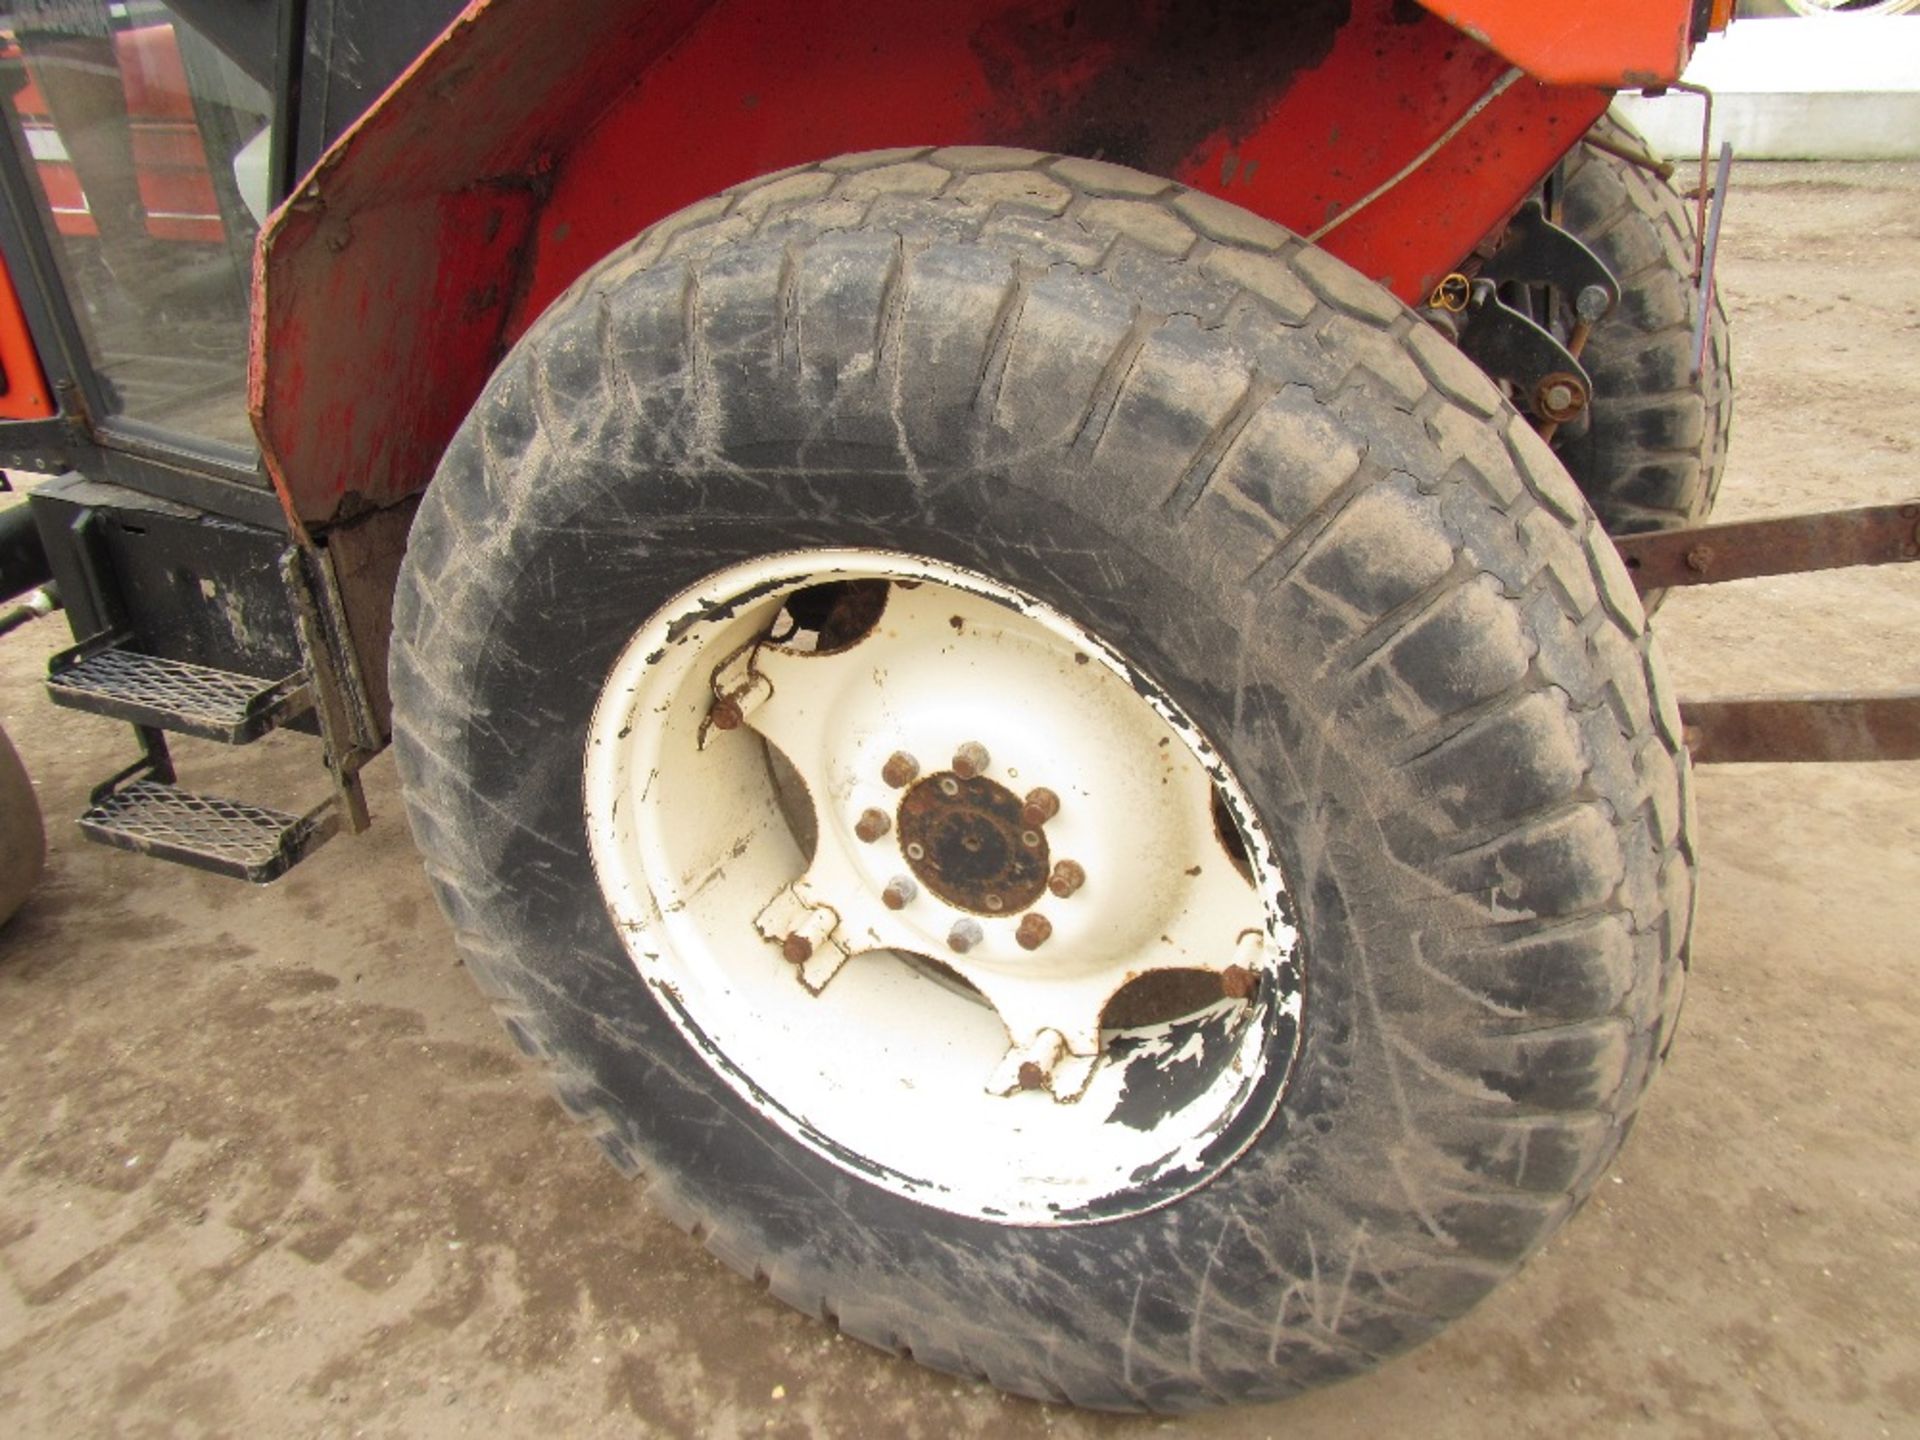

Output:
xmin=251 ymin=0 xmax=1697 ymax=531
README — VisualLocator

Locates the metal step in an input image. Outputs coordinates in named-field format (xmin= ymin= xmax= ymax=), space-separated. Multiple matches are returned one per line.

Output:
xmin=48 ymin=643 xmax=311 ymax=744
xmin=78 ymin=780 xmax=336 ymax=884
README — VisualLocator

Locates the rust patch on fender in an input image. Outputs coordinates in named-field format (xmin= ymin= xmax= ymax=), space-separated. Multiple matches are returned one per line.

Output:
xmin=971 ymin=0 xmax=1352 ymax=176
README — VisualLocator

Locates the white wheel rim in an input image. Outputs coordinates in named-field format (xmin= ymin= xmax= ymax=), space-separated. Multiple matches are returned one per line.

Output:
xmin=583 ymin=551 xmax=1304 ymax=1224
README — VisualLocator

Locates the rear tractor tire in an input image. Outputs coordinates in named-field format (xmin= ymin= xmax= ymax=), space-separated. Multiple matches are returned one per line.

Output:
xmin=392 ymin=148 xmax=1696 ymax=1410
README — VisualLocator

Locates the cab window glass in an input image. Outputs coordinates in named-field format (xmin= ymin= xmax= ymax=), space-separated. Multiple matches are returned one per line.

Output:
xmin=2 ymin=1 xmax=273 ymax=452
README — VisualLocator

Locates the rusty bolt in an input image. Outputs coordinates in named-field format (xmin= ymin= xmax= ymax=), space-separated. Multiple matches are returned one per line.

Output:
xmin=782 ymin=906 xmax=839 ymax=965
xmin=854 ymin=808 xmax=891 ymax=843
xmin=1685 ymin=544 xmax=1715 ymax=575
xmin=882 ymin=751 xmax=920 ymax=787
xmin=1221 ymin=964 xmax=1258 ymax=1000
xmin=1017 ymin=1061 xmax=1047 ymax=1091
xmin=947 ymin=919 xmax=983 ymax=954
xmin=1021 ymin=787 xmax=1060 ymax=828
xmin=1533 ymin=372 xmax=1588 ymax=423
xmin=1015 ymin=913 xmax=1053 ymax=951
xmin=952 ymin=741 xmax=990 ymax=779
xmin=1530 ymin=369 xmax=1588 ymax=424
xmin=882 ymin=876 xmax=918 ymax=910
xmin=1047 ymin=859 xmax=1086 ymax=898
xmin=709 ymin=696 xmax=745 ymax=731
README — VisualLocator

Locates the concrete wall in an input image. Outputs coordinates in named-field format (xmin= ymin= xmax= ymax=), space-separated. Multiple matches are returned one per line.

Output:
xmin=1615 ymin=15 xmax=1920 ymax=159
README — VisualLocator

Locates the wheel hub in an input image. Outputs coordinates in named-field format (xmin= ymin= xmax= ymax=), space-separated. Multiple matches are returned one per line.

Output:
xmin=897 ymin=771 xmax=1050 ymax=915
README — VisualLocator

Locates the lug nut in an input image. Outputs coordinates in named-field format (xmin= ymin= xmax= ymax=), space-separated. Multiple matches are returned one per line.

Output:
xmin=1015 ymin=913 xmax=1052 ymax=951
xmin=905 ymin=841 xmax=926 ymax=861
xmin=947 ymin=919 xmax=983 ymax=954
xmin=1221 ymin=964 xmax=1257 ymax=1000
xmin=855 ymin=808 xmax=891 ymax=843
xmin=952 ymin=741 xmax=990 ymax=779
xmin=709 ymin=696 xmax=744 ymax=731
xmin=939 ymin=777 xmax=960 ymax=797
xmin=1020 ymin=787 xmax=1060 ymax=828
xmin=1047 ymin=859 xmax=1086 ymax=898
xmin=1017 ymin=1061 xmax=1047 ymax=1091
xmin=882 ymin=751 xmax=920 ymax=787
xmin=1020 ymin=830 xmax=1042 ymax=849
xmin=985 ymin=894 xmax=1004 ymax=912
xmin=781 ymin=906 xmax=840 ymax=966
xmin=882 ymin=876 xmax=918 ymax=910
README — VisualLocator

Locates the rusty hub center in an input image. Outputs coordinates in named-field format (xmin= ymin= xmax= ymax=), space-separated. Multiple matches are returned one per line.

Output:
xmin=896 ymin=772 xmax=1050 ymax=916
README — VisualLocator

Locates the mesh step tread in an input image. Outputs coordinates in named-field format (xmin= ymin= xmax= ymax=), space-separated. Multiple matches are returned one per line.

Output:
xmin=79 ymin=780 xmax=332 ymax=884
xmin=48 ymin=648 xmax=308 ymax=743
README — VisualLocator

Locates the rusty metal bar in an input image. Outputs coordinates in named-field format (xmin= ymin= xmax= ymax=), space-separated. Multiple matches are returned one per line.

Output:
xmin=1682 ymin=691 xmax=1920 ymax=764
xmin=1579 ymin=126 xmax=1675 ymax=182
xmin=1614 ymin=500 xmax=1920 ymax=593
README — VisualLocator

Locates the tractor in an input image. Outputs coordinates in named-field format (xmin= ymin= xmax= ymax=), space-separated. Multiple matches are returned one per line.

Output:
xmin=0 ymin=0 xmax=1912 ymax=1411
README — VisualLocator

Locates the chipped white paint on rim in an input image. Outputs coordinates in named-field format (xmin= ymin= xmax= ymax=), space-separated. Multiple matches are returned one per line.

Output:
xmin=583 ymin=550 xmax=1303 ymax=1224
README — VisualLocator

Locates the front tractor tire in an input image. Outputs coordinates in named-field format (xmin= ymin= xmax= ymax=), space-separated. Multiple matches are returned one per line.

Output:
xmin=391 ymin=149 xmax=1695 ymax=1410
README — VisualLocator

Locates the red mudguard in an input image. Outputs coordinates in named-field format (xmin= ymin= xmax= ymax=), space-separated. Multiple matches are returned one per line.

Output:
xmin=252 ymin=0 xmax=1698 ymax=529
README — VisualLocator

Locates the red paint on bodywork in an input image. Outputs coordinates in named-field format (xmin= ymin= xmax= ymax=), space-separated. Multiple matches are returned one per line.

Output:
xmin=254 ymin=0 xmax=1621 ymax=528
xmin=248 ymin=0 xmax=712 ymax=525
xmin=517 ymin=2 xmax=1605 ymax=330
xmin=0 ymin=249 xmax=56 ymax=421
xmin=1414 ymin=0 xmax=1693 ymax=88
xmin=253 ymin=187 xmax=535 ymax=529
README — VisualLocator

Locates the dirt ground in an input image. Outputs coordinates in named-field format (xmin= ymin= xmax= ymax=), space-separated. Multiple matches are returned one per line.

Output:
xmin=1 ymin=162 xmax=1917 ymax=1440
